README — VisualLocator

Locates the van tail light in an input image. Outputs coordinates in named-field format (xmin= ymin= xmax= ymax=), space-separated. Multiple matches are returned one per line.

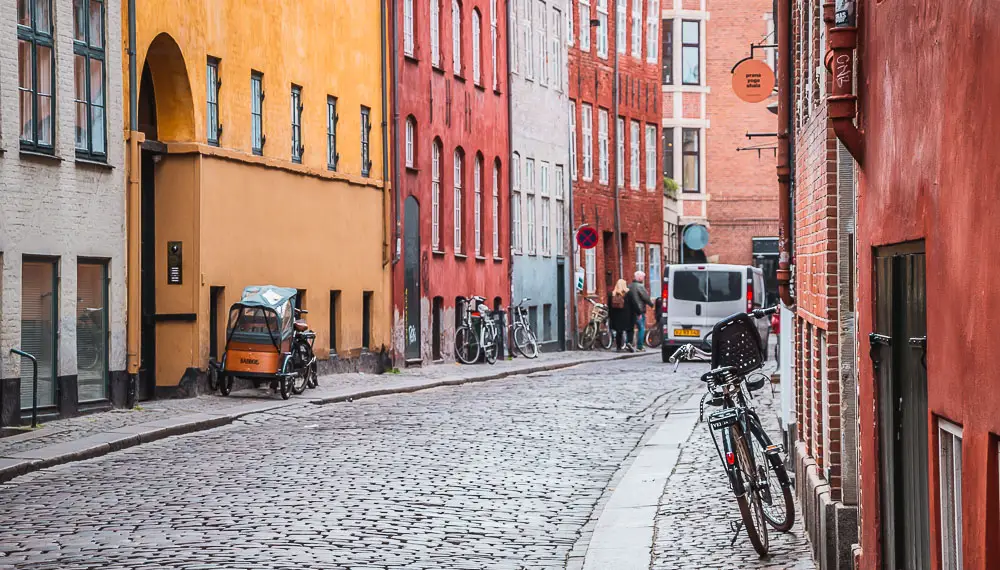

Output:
xmin=661 ymin=282 xmax=669 ymax=317
xmin=746 ymin=282 xmax=753 ymax=313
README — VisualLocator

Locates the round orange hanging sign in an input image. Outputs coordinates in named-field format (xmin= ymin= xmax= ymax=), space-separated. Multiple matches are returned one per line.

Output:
xmin=732 ymin=59 xmax=776 ymax=103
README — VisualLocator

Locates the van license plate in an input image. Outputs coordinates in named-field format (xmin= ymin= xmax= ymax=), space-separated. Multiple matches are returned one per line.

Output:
xmin=674 ymin=329 xmax=700 ymax=337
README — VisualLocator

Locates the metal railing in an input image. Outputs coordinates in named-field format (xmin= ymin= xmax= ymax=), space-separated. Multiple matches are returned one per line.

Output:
xmin=10 ymin=349 xmax=39 ymax=428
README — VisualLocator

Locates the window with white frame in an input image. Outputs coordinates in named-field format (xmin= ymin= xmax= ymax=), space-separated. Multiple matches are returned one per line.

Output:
xmin=511 ymin=0 xmax=518 ymax=72
xmin=645 ymin=124 xmax=657 ymax=190
xmin=582 ymin=104 xmax=593 ymax=180
xmin=492 ymin=161 xmax=500 ymax=256
xmin=570 ymin=102 xmax=578 ymax=180
xmin=939 ymin=419 xmax=963 ymax=570
xmin=631 ymin=0 xmax=642 ymax=58
xmin=630 ymin=120 xmax=640 ymax=189
xmin=551 ymin=8 xmax=562 ymax=91
xmin=635 ymin=243 xmax=646 ymax=275
xmin=537 ymin=1 xmax=547 ymax=86
xmin=512 ymin=152 xmax=522 ymax=252
xmin=579 ymin=0 xmax=590 ymax=51
xmin=646 ymin=0 xmax=659 ymax=62
xmin=555 ymin=165 xmax=565 ymax=254
xmin=524 ymin=0 xmax=534 ymax=79
xmin=616 ymin=0 xmax=627 ymax=53
xmin=616 ymin=117 xmax=625 ymax=187
xmin=566 ymin=2 xmax=574 ymax=46
xmin=598 ymin=109 xmax=609 ymax=185
xmin=432 ymin=141 xmax=442 ymax=250
xmin=596 ymin=0 xmax=609 ymax=58
xmin=405 ymin=117 xmax=416 ymax=167
xmin=474 ymin=156 xmax=483 ymax=255
xmin=649 ymin=244 xmax=662 ymax=290
xmin=207 ymin=58 xmax=221 ymax=146
xmin=540 ymin=162 xmax=550 ymax=255
xmin=453 ymin=0 xmax=462 ymax=75
xmin=585 ymin=248 xmax=596 ymax=294
xmin=525 ymin=158 xmax=536 ymax=253
xmin=431 ymin=0 xmax=441 ymax=67
xmin=491 ymin=0 xmax=498 ymax=89
xmin=454 ymin=149 xmax=464 ymax=252
xmin=472 ymin=9 xmax=482 ymax=84
xmin=404 ymin=0 xmax=415 ymax=56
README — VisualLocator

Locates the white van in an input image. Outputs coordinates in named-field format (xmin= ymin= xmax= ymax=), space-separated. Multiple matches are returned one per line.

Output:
xmin=659 ymin=264 xmax=770 ymax=363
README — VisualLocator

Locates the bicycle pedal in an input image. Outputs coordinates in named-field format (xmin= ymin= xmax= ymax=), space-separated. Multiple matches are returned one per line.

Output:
xmin=765 ymin=444 xmax=784 ymax=455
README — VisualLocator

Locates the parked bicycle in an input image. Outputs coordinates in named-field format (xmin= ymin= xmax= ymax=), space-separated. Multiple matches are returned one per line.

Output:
xmin=455 ymin=296 xmax=500 ymax=365
xmin=509 ymin=298 xmax=539 ymax=358
xmin=576 ymin=297 xmax=613 ymax=350
xmin=76 ymin=307 xmax=105 ymax=371
xmin=644 ymin=297 xmax=664 ymax=349
xmin=669 ymin=306 xmax=794 ymax=556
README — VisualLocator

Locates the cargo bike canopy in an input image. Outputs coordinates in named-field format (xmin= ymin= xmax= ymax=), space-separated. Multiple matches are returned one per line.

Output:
xmin=226 ymin=285 xmax=299 ymax=351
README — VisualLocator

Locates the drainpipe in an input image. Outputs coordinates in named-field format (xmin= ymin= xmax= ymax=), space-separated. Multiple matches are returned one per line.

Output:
xmin=505 ymin=4 xmax=515 ymax=358
xmin=826 ymin=0 xmax=863 ymax=165
xmin=125 ymin=0 xmax=141 ymax=405
xmin=389 ymin=0 xmax=402 ymax=265
xmin=775 ymin=0 xmax=795 ymax=309
xmin=381 ymin=0 xmax=394 ymax=266
xmin=611 ymin=11 xmax=624 ymax=279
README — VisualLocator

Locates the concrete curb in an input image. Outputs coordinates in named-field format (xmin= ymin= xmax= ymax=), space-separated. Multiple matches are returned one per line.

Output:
xmin=0 ymin=352 xmax=652 ymax=484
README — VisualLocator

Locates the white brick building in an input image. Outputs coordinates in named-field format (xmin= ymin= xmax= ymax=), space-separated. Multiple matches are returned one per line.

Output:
xmin=0 ymin=0 xmax=125 ymax=424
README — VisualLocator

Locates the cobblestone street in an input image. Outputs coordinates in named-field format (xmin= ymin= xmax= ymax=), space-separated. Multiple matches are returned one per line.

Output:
xmin=0 ymin=356 xmax=816 ymax=569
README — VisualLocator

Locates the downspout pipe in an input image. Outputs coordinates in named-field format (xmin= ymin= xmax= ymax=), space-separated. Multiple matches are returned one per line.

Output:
xmin=775 ymin=0 xmax=795 ymax=309
xmin=826 ymin=0 xmax=864 ymax=165
xmin=125 ymin=0 xmax=140 ymax=406
xmin=381 ymin=0 xmax=394 ymax=266
xmin=505 ymin=4 xmax=515 ymax=358
xmin=390 ymin=0 xmax=402 ymax=265
xmin=611 ymin=12 xmax=624 ymax=279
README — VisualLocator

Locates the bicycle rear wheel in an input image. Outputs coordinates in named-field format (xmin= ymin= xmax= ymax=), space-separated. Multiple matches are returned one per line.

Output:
xmin=513 ymin=326 xmax=539 ymax=358
xmin=579 ymin=322 xmax=597 ymax=350
xmin=455 ymin=326 xmax=481 ymax=364
xmin=732 ymin=425 xmax=770 ymax=556
xmin=645 ymin=325 xmax=663 ymax=348
xmin=483 ymin=327 xmax=499 ymax=364
xmin=598 ymin=323 xmax=613 ymax=350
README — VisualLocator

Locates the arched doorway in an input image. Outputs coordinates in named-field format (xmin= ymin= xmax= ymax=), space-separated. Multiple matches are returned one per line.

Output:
xmin=403 ymin=196 xmax=421 ymax=361
xmin=136 ymin=33 xmax=195 ymax=398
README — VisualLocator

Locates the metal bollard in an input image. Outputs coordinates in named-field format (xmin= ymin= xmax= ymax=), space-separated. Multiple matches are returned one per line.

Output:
xmin=10 ymin=349 xmax=39 ymax=428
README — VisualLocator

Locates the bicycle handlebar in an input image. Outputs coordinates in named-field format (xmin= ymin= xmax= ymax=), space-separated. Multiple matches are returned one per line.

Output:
xmin=751 ymin=306 xmax=778 ymax=319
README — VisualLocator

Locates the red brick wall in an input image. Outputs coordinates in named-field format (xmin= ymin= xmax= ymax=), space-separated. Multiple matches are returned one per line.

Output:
xmin=701 ymin=0 xmax=778 ymax=265
xmin=570 ymin=0 xmax=662 ymax=325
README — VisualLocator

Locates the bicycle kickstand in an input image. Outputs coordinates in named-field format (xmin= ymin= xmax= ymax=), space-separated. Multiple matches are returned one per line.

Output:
xmin=729 ymin=519 xmax=743 ymax=547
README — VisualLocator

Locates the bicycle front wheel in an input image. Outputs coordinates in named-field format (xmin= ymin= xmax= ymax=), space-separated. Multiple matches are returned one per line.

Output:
xmin=483 ymin=327 xmax=499 ymax=364
xmin=455 ymin=326 xmax=481 ymax=364
xmin=754 ymin=438 xmax=795 ymax=532
xmin=645 ymin=325 xmax=663 ymax=348
xmin=580 ymin=322 xmax=597 ymax=350
xmin=599 ymin=323 xmax=613 ymax=350
xmin=513 ymin=326 xmax=539 ymax=358
xmin=732 ymin=425 xmax=770 ymax=556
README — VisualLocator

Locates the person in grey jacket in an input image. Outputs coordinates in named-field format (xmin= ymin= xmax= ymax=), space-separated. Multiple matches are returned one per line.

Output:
xmin=628 ymin=271 xmax=655 ymax=350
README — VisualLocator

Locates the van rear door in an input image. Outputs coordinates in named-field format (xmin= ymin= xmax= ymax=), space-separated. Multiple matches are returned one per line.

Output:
xmin=667 ymin=268 xmax=745 ymax=343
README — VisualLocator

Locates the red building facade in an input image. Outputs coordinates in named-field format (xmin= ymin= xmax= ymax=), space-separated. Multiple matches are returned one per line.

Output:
xmin=851 ymin=2 xmax=1000 ymax=569
xmin=392 ymin=0 xmax=511 ymax=364
xmin=569 ymin=0 xmax=663 ymax=322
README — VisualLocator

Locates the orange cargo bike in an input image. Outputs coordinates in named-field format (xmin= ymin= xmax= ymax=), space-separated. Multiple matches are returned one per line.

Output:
xmin=216 ymin=285 xmax=317 ymax=400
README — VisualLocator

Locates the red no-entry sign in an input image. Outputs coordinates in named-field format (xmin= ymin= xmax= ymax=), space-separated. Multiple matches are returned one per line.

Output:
xmin=576 ymin=227 xmax=599 ymax=249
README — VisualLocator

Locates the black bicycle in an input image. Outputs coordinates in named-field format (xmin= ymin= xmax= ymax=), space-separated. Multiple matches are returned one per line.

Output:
xmin=670 ymin=307 xmax=794 ymax=556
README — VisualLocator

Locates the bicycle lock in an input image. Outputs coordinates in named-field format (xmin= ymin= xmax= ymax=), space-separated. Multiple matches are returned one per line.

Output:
xmin=10 ymin=349 xmax=39 ymax=428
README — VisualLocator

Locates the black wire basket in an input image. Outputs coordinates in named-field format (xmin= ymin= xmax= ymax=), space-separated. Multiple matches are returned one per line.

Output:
xmin=710 ymin=313 xmax=765 ymax=376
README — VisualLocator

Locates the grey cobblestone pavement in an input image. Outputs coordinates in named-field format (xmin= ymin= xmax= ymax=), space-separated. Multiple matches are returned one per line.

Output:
xmin=0 ymin=350 xmax=633 ymax=459
xmin=651 ymin=363 xmax=817 ymax=570
xmin=0 ymin=354 xmax=705 ymax=569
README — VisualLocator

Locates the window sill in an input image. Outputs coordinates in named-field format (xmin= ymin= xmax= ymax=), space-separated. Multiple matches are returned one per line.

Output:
xmin=432 ymin=65 xmax=445 ymax=74
xmin=663 ymin=84 xmax=711 ymax=94
xmin=405 ymin=165 xmax=420 ymax=173
xmin=432 ymin=249 xmax=446 ymax=257
xmin=19 ymin=149 xmax=62 ymax=163
xmin=454 ymin=73 xmax=466 ymax=83
xmin=493 ymin=256 xmax=504 ymax=263
xmin=475 ymin=255 xmax=487 ymax=262
xmin=75 ymin=157 xmax=113 ymax=169
xmin=493 ymin=88 xmax=502 ymax=96
xmin=454 ymin=252 xmax=468 ymax=259
xmin=404 ymin=53 xmax=419 ymax=64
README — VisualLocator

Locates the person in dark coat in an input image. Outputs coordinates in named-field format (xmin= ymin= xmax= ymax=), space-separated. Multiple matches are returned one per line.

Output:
xmin=628 ymin=271 xmax=655 ymax=351
xmin=607 ymin=279 xmax=635 ymax=351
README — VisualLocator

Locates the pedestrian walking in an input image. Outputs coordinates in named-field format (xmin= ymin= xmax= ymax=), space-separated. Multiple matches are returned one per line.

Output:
xmin=628 ymin=271 xmax=655 ymax=351
xmin=607 ymin=279 xmax=636 ymax=351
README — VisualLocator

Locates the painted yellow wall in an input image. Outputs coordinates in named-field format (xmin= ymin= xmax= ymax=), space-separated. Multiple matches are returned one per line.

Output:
xmin=129 ymin=0 xmax=392 ymax=387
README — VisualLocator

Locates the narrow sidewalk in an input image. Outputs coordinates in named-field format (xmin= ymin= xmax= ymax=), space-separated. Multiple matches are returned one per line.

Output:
xmin=0 ymin=350 xmax=649 ymax=483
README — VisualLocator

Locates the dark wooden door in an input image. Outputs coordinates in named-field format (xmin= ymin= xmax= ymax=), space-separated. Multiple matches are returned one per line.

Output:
xmin=404 ymin=197 xmax=422 ymax=361
xmin=874 ymin=243 xmax=929 ymax=570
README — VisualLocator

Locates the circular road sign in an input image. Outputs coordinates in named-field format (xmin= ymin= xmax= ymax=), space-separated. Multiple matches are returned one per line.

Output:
xmin=576 ymin=226 xmax=599 ymax=250
xmin=732 ymin=59 xmax=776 ymax=103
xmin=683 ymin=224 xmax=710 ymax=251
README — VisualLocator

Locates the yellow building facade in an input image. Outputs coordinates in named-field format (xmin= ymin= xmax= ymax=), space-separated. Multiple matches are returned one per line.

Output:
xmin=124 ymin=1 xmax=391 ymax=395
